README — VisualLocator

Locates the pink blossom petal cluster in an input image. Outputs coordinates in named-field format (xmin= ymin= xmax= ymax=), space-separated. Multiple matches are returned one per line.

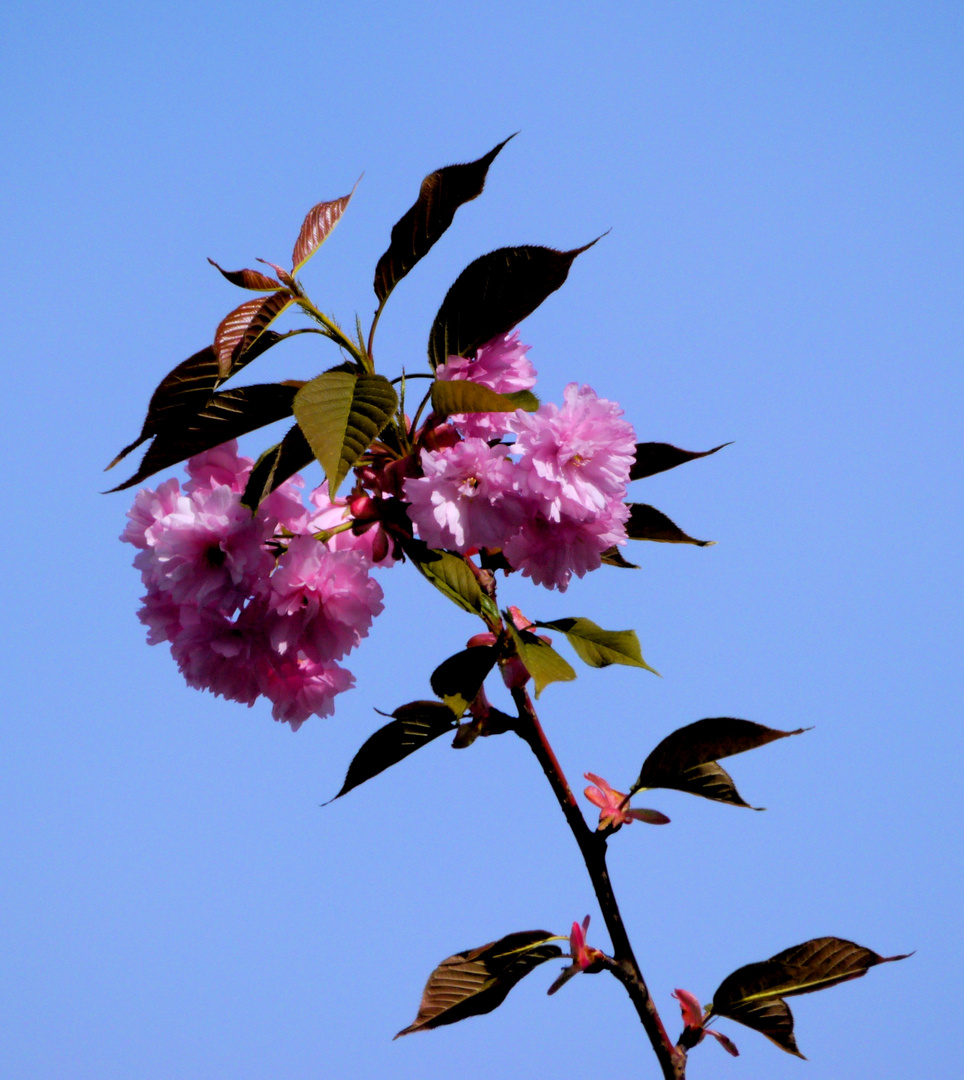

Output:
xmin=403 ymin=439 xmax=518 ymax=554
xmin=123 ymin=440 xmax=385 ymax=729
xmin=436 ymin=331 xmax=536 ymax=439
xmin=404 ymin=377 xmax=636 ymax=591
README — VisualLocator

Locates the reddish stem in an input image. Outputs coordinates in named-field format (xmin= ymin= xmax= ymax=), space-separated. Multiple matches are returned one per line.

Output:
xmin=510 ymin=686 xmax=686 ymax=1080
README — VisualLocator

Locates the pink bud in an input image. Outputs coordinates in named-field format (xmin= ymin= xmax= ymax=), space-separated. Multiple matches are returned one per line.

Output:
xmin=672 ymin=988 xmax=704 ymax=1030
xmin=467 ymin=632 xmax=498 ymax=648
xmin=500 ymin=655 xmax=530 ymax=689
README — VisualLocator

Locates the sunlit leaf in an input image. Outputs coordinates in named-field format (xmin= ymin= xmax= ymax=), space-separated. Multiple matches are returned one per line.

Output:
xmin=291 ymin=185 xmax=356 ymax=273
xmin=629 ymin=441 xmax=730 ymax=481
xmin=107 ymin=384 xmax=299 ymax=492
xmin=536 ymin=617 xmax=657 ymax=673
xmin=430 ymin=645 xmax=498 ymax=716
xmin=505 ymin=621 xmax=576 ymax=699
xmin=401 ymin=540 xmax=485 ymax=617
xmin=428 ymin=241 xmax=599 ymax=370
xmin=625 ymin=503 xmax=713 ymax=546
xmin=502 ymin=389 xmax=540 ymax=412
xmin=292 ymin=372 xmax=398 ymax=498
xmin=430 ymin=379 xmax=520 ymax=418
xmin=632 ymin=717 xmax=807 ymax=808
xmin=395 ymin=930 xmax=561 ymax=1038
xmin=207 ymin=258 xmax=283 ymax=292
xmin=327 ymin=702 xmax=457 ymax=802
xmin=374 ymin=136 xmax=514 ymax=304
xmin=214 ymin=292 xmax=293 ymax=378
xmin=710 ymin=937 xmax=910 ymax=1058
xmin=240 ymin=424 xmax=315 ymax=511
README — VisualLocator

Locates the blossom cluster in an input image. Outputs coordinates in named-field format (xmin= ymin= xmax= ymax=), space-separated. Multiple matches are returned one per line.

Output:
xmin=405 ymin=332 xmax=636 ymax=591
xmin=122 ymin=442 xmax=384 ymax=729
xmin=122 ymin=332 xmax=637 ymax=725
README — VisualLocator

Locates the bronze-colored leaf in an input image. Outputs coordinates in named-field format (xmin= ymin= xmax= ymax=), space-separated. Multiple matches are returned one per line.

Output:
xmin=107 ymin=384 xmax=298 ymax=492
xmin=629 ymin=441 xmax=731 ymax=481
xmin=214 ymin=292 xmax=293 ymax=378
xmin=240 ymin=424 xmax=315 ymax=511
xmin=293 ymin=372 xmax=398 ymax=498
xmin=374 ymin=136 xmax=514 ymax=304
xmin=207 ymin=258 xmax=283 ymax=292
xmin=395 ymin=930 xmax=562 ymax=1038
xmin=632 ymin=717 xmax=807 ymax=808
xmin=327 ymin=702 xmax=457 ymax=802
xmin=710 ymin=937 xmax=910 ymax=1058
xmin=430 ymin=645 xmax=498 ymax=716
xmin=625 ymin=504 xmax=713 ymax=546
xmin=427 ymin=242 xmax=599 ymax=370
xmin=600 ymin=546 xmax=639 ymax=569
xmin=430 ymin=379 xmax=521 ymax=418
xmin=291 ymin=185 xmax=356 ymax=274
xmin=105 ymin=333 xmax=289 ymax=471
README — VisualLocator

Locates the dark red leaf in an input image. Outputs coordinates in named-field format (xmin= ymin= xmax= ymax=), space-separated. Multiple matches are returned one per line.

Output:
xmin=106 ymin=332 xmax=288 ymax=472
xmin=395 ymin=930 xmax=562 ymax=1037
xmin=207 ymin=258 xmax=283 ymax=292
xmin=214 ymin=292 xmax=293 ymax=378
xmin=629 ymin=441 xmax=730 ymax=481
xmin=625 ymin=504 xmax=713 ymax=546
xmin=327 ymin=702 xmax=457 ymax=802
xmin=710 ymin=937 xmax=910 ymax=1058
xmin=291 ymin=186 xmax=356 ymax=273
xmin=240 ymin=424 xmax=315 ymax=511
xmin=427 ymin=241 xmax=599 ymax=370
xmin=633 ymin=717 xmax=807 ymax=808
xmin=430 ymin=646 xmax=499 ymax=716
xmin=107 ymin=383 xmax=298 ymax=491
xmin=374 ymin=136 xmax=514 ymax=304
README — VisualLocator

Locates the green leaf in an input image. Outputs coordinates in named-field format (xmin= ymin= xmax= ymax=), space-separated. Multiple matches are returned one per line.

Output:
xmin=327 ymin=702 xmax=457 ymax=801
xmin=105 ymin=332 xmax=290 ymax=472
xmin=293 ymin=371 xmax=398 ymax=498
xmin=401 ymin=540 xmax=486 ymax=617
xmin=428 ymin=241 xmax=599 ymax=370
xmin=535 ymin=617 xmax=657 ymax=673
xmin=291 ymin=186 xmax=356 ymax=274
xmin=240 ymin=423 xmax=315 ymax=511
xmin=108 ymin=384 xmax=299 ymax=492
xmin=629 ymin=441 xmax=730 ymax=481
xmin=505 ymin=621 xmax=576 ymax=699
xmin=632 ymin=717 xmax=807 ymax=808
xmin=214 ymin=292 xmax=294 ymax=378
xmin=430 ymin=646 xmax=498 ymax=716
xmin=502 ymin=389 xmax=540 ymax=412
xmin=710 ymin=937 xmax=911 ymax=1058
xmin=625 ymin=503 xmax=713 ymax=546
xmin=430 ymin=379 xmax=521 ymax=418
xmin=374 ymin=136 xmax=514 ymax=305
xmin=395 ymin=930 xmax=562 ymax=1038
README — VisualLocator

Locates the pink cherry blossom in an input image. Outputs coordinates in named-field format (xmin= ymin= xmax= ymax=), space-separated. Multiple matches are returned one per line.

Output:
xmin=436 ymin=331 xmax=536 ymax=439
xmin=583 ymin=772 xmax=670 ymax=830
xmin=510 ymin=383 xmax=635 ymax=522
xmin=267 ymin=536 xmax=384 ymax=663
xmin=257 ymin=654 xmax=355 ymax=730
xmin=403 ymin=439 xmax=519 ymax=553
xmin=501 ymin=498 xmax=629 ymax=592
xmin=184 ymin=439 xmax=254 ymax=494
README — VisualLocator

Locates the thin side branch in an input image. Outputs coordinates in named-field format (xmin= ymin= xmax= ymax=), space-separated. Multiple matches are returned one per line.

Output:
xmin=510 ymin=686 xmax=686 ymax=1080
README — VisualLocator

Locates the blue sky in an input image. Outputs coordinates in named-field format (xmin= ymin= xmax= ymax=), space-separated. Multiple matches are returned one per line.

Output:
xmin=2 ymin=3 xmax=961 ymax=1078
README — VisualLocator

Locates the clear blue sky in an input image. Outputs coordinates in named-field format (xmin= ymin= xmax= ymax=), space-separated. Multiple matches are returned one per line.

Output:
xmin=2 ymin=3 xmax=961 ymax=1078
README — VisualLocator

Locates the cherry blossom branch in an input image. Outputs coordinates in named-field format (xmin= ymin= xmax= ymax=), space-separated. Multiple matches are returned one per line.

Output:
xmin=509 ymin=685 xmax=686 ymax=1080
